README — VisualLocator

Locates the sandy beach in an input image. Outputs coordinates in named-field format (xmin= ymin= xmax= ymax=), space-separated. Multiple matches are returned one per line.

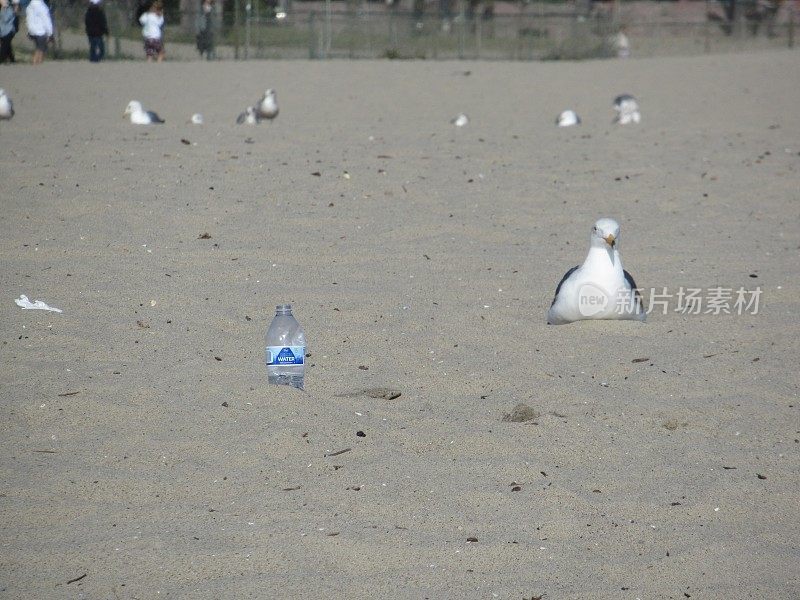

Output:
xmin=1 ymin=51 xmax=799 ymax=598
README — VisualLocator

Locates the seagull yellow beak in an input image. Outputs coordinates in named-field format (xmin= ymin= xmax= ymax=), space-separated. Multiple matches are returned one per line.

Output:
xmin=604 ymin=234 xmax=616 ymax=246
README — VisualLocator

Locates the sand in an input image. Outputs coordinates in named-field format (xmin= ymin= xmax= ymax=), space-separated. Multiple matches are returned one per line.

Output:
xmin=1 ymin=51 xmax=799 ymax=599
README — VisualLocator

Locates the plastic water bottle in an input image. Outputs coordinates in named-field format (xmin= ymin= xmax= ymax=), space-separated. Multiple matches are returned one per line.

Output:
xmin=265 ymin=304 xmax=306 ymax=389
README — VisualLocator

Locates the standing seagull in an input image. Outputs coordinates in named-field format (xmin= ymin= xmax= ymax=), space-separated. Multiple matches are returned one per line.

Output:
xmin=613 ymin=94 xmax=640 ymax=125
xmin=255 ymin=89 xmax=279 ymax=122
xmin=451 ymin=113 xmax=469 ymax=127
xmin=556 ymin=110 xmax=581 ymax=127
xmin=0 ymin=89 xmax=14 ymax=120
xmin=236 ymin=105 xmax=259 ymax=125
xmin=123 ymin=100 xmax=165 ymax=125
xmin=547 ymin=218 xmax=645 ymax=325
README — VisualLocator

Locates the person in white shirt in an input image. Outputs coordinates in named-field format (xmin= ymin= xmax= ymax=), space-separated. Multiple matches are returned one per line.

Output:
xmin=25 ymin=0 xmax=53 ymax=64
xmin=139 ymin=0 xmax=164 ymax=62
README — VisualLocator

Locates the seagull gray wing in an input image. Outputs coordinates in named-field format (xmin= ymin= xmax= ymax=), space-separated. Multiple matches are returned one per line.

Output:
xmin=550 ymin=265 xmax=579 ymax=307
xmin=146 ymin=111 xmax=165 ymax=123
xmin=623 ymin=269 xmax=644 ymax=310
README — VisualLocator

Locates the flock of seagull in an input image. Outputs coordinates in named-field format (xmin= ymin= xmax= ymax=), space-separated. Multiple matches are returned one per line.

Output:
xmin=117 ymin=89 xmax=280 ymax=126
xmin=1 ymin=87 xmax=641 ymax=129
xmin=447 ymin=94 xmax=641 ymax=129
xmin=557 ymin=94 xmax=641 ymax=126
xmin=1 ymin=84 xmax=646 ymax=326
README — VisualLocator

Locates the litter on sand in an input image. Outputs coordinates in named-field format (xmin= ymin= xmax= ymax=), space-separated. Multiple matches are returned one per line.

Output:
xmin=15 ymin=295 xmax=63 ymax=313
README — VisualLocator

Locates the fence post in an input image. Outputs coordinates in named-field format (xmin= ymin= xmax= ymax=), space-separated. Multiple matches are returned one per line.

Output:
xmin=458 ymin=0 xmax=466 ymax=59
xmin=366 ymin=3 xmax=373 ymax=58
xmin=324 ymin=0 xmax=332 ymax=58
xmin=114 ymin=3 xmax=122 ymax=59
xmin=234 ymin=0 xmax=240 ymax=59
xmin=348 ymin=4 xmax=355 ymax=58
xmin=53 ymin=3 xmax=62 ymax=57
xmin=735 ymin=0 xmax=743 ymax=40
xmin=244 ymin=1 xmax=251 ymax=59
xmin=308 ymin=11 xmax=316 ymax=58
xmin=432 ymin=12 xmax=438 ymax=59
xmin=476 ymin=6 xmax=482 ymax=59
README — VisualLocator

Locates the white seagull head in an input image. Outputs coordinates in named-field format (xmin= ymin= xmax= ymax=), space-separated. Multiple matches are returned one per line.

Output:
xmin=591 ymin=217 xmax=621 ymax=250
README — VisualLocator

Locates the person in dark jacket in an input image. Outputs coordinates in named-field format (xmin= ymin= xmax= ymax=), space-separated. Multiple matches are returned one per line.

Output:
xmin=85 ymin=0 xmax=109 ymax=62
xmin=0 ymin=0 xmax=18 ymax=64
xmin=195 ymin=0 xmax=215 ymax=60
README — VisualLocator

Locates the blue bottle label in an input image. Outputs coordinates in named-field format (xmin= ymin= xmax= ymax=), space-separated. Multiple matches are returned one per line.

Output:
xmin=266 ymin=346 xmax=305 ymax=366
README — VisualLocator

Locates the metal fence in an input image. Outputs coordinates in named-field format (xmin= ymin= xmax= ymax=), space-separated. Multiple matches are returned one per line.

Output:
xmin=44 ymin=0 xmax=796 ymax=61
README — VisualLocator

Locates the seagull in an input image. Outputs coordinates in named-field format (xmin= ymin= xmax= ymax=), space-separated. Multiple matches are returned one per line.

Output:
xmin=0 ymin=89 xmax=14 ymax=120
xmin=190 ymin=113 xmax=204 ymax=125
xmin=547 ymin=218 xmax=645 ymax=325
xmin=451 ymin=113 xmax=469 ymax=127
xmin=613 ymin=94 xmax=640 ymax=125
xmin=255 ymin=89 xmax=279 ymax=121
xmin=236 ymin=106 xmax=259 ymax=125
xmin=123 ymin=100 xmax=165 ymax=125
xmin=557 ymin=110 xmax=581 ymax=127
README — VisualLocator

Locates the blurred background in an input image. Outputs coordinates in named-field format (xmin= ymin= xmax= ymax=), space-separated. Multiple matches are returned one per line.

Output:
xmin=18 ymin=0 xmax=800 ymax=60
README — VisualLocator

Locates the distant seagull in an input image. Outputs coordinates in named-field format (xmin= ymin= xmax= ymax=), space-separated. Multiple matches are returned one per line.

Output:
xmin=451 ymin=113 xmax=469 ymax=127
xmin=236 ymin=106 xmax=259 ymax=125
xmin=557 ymin=110 xmax=581 ymax=127
xmin=190 ymin=113 xmax=204 ymax=125
xmin=547 ymin=217 xmax=645 ymax=325
xmin=123 ymin=100 xmax=165 ymax=125
xmin=0 ymin=89 xmax=14 ymax=120
xmin=613 ymin=94 xmax=640 ymax=125
xmin=255 ymin=89 xmax=279 ymax=122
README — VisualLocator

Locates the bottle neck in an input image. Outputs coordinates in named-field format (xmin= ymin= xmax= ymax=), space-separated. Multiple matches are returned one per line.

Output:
xmin=275 ymin=304 xmax=293 ymax=317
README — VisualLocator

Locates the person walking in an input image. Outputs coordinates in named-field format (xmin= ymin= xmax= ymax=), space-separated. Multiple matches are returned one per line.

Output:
xmin=85 ymin=0 xmax=109 ymax=62
xmin=139 ymin=0 xmax=164 ymax=62
xmin=195 ymin=0 xmax=215 ymax=60
xmin=0 ymin=0 xmax=18 ymax=63
xmin=25 ymin=0 xmax=53 ymax=64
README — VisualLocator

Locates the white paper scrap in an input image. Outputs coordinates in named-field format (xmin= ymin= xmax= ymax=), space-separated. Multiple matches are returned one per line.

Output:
xmin=15 ymin=295 xmax=63 ymax=313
